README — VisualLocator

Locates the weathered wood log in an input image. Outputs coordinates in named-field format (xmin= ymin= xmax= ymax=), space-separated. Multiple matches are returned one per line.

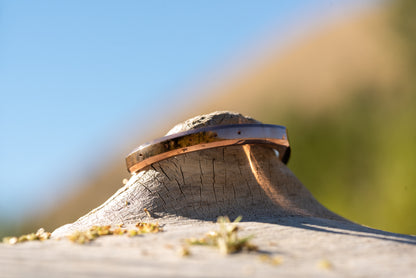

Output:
xmin=2 ymin=111 xmax=415 ymax=277
xmin=52 ymin=111 xmax=343 ymax=237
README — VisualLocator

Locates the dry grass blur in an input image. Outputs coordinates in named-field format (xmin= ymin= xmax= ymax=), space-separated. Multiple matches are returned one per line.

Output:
xmin=201 ymin=7 xmax=403 ymax=117
xmin=13 ymin=0 xmax=416 ymax=236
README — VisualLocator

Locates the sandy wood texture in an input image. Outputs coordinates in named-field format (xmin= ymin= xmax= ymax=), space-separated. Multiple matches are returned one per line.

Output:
xmin=2 ymin=111 xmax=415 ymax=277
xmin=2 ymin=217 xmax=415 ymax=277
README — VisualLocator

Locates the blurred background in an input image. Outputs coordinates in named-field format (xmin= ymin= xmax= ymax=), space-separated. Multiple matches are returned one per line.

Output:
xmin=1 ymin=0 xmax=415 ymax=237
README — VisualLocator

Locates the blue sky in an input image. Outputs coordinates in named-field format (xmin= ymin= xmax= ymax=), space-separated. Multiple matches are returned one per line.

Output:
xmin=0 ymin=1 xmax=376 ymax=222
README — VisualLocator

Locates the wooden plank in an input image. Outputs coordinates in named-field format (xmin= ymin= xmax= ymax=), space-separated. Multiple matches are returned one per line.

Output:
xmin=2 ymin=217 xmax=415 ymax=277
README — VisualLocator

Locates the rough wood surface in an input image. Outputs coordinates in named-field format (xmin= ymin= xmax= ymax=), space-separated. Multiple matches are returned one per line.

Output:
xmin=2 ymin=217 xmax=415 ymax=277
xmin=2 ymin=111 xmax=415 ymax=277
xmin=52 ymin=111 xmax=341 ymax=237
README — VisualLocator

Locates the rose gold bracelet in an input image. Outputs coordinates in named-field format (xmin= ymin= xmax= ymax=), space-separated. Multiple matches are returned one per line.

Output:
xmin=126 ymin=123 xmax=290 ymax=173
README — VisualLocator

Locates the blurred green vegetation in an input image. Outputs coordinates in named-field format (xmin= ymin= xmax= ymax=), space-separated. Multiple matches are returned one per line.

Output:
xmin=0 ymin=218 xmax=22 ymax=239
xmin=393 ymin=0 xmax=416 ymax=66
xmin=262 ymin=0 xmax=416 ymax=235
xmin=281 ymin=91 xmax=416 ymax=234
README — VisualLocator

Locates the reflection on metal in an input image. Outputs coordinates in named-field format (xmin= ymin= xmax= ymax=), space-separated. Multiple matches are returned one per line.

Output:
xmin=126 ymin=123 xmax=290 ymax=173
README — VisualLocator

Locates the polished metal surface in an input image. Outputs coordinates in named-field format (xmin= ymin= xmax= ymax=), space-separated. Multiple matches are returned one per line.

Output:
xmin=126 ymin=123 xmax=290 ymax=173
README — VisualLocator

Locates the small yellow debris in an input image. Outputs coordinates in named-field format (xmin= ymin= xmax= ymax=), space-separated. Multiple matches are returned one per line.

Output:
xmin=136 ymin=222 xmax=162 ymax=233
xmin=101 ymin=226 xmax=112 ymax=235
xmin=318 ymin=259 xmax=333 ymax=270
xmin=144 ymin=208 xmax=151 ymax=218
xmin=113 ymin=228 xmax=126 ymax=235
xmin=36 ymin=228 xmax=51 ymax=240
xmin=127 ymin=229 xmax=138 ymax=237
xmin=2 ymin=223 xmax=162 ymax=246
xmin=2 ymin=237 xmax=18 ymax=245
xmin=179 ymin=246 xmax=191 ymax=257
xmin=67 ymin=231 xmax=92 ymax=244
xmin=2 ymin=228 xmax=51 ymax=245
xmin=122 ymin=178 xmax=129 ymax=185
xmin=271 ymin=256 xmax=283 ymax=265
xmin=186 ymin=216 xmax=257 ymax=255
xmin=67 ymin=222 xmax=162 ymax=244
xmin=258 ymin=254 xmax=283 ymax=266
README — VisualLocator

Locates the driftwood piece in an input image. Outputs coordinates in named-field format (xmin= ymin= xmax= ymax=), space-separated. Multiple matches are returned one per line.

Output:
xmin=3 ymin=217 xmax=416 ymax=277
xmin=52 ymin=111 xmax=341 ymax=237
xmin=2 ymin=111 xmax=415 ymax=277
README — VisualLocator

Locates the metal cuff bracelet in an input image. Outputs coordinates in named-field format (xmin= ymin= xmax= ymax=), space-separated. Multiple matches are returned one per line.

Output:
xmin=126 ymin=123 xmax=290 ymax=173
